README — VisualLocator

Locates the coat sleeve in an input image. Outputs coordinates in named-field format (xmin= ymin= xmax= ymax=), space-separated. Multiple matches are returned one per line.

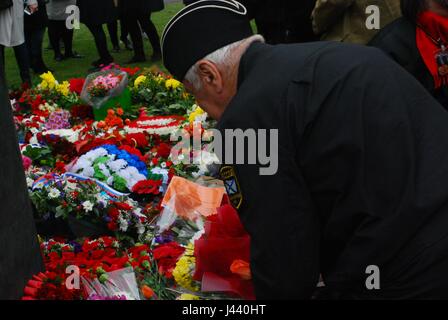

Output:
xmin=311 ymin=0 xmax=354 ymax=35
xmin=219 ymin=101 xmax=321 ymax=299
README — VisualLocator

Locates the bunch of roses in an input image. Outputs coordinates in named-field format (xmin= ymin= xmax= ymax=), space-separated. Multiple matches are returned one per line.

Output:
xmin=87 ymin=73 xmax=124 ymax=98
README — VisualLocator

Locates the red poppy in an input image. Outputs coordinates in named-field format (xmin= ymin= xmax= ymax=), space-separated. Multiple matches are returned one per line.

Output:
xmin=132 ymin=179 xmax=162 ymax=195
xmin=156 ymin=143 xmax=171 ymax=158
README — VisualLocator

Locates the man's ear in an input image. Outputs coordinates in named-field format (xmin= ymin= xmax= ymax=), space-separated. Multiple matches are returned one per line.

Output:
xmin=197 ymin=60 xmax=224 ymax=93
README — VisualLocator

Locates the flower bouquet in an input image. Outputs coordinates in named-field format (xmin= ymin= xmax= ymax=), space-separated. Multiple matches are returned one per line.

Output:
xmin=81 ymin=69 xmax=131 ymax=121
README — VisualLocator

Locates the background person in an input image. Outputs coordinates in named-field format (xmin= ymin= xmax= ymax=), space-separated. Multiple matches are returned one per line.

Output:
xmin=1 ymin=0 xmax=38 ymax=86
xmin=370 ymin=0 xmax=448 ymax=108
xmin=24 ymin=0 xmax=50 ymax=74
xmin=47 ymin=0 xmax=82 ymax=62
xmin=162 ymin=0 xmax=448 ymax=299
xmin=77 ymin=0 xmax=116 ymax=69
xmin=311 ymin=0 xmax=401 ymax=44
xmin=121 ymin=0 xmax=163 ymax=63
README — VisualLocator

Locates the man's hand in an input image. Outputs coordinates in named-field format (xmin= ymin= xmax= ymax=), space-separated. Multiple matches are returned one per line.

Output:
xmin=28 ymin=3 xmax=38 ymax=14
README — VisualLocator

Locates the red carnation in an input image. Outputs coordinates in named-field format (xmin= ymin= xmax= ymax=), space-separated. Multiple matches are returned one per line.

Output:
xmin=123 ymin=133 xmax=149 ymax=149
xmin=114 ymin=202 xmax=133 ymax=211
xmin=132 ymin=179 xmax=162 ymax=195
xmin=152 ymin=242 xmax=185 ymax=279
xmin=69 ymin=78 xmax=86 ymax=95
xmin=156 ymin=143 xmax=171 ymax=158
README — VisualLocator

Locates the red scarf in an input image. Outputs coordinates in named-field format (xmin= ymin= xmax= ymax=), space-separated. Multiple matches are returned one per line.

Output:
xmin=416 ymin=11 xmax=448 ymax=88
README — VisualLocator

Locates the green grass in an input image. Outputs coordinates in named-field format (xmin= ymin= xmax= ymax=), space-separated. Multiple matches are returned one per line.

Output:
xmin=4 ymin=2 xmax=184 ymax=88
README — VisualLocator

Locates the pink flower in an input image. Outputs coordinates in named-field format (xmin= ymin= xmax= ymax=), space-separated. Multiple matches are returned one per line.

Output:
xmin=22 ymin=156 xmax=32 ymax=170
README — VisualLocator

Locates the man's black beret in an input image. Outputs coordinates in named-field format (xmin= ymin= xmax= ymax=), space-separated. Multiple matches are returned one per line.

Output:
xmin=161 ymin=0 xmax=253 ymax=81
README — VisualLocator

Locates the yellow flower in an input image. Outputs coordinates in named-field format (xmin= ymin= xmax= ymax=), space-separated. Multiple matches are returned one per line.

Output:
xmin=165 ymin=78 xmax=182 ymax=90
xmin=178 ymin=294 xmax=200 ymax=301
xmin=134 ymin=75 xmax=147 ymax=88
xmin=40 ymin=71 xmax=57 ymax=90
xmin=189 ymin=105 xmax=205 ymax=123
xmin=173 ymin=244 xmax=200 ymax=292
xmin=56 ymin=81 xmax=70 ymax=96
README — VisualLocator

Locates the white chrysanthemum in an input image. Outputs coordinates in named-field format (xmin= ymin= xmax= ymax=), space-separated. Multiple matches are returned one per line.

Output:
xmin=151 ymin=167 xmax=169 ymax=185
xmin=48 ymin=188 xmax=61 ymax=199
xmin=26 ymin=177 xmax=34 ymax=188
xmin=118 ymin=215 xmax=128 ymax=232
xmin=81 ymin=166 xmax=95 ymax=178
xmin=108 ymin=159 xmax=127 ymax=172
xmin=115 ymin=166 xmax=147 ymax=190
xmin=82 ymin=201 xmax=94 ymax=212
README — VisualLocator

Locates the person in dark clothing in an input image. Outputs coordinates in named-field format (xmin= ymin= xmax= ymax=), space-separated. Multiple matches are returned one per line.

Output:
xmin=120 ymin=0 xmax=163 ymax=63
xmin=12 ymin=44 xmax=32 ymax=85
xmin=47 ymin=0 xmax=82 ymax=62
xmin=162 ymin=1 xmax=448 ymax=299
xmin=107 ymin=1 xmax=131 ymax=53
xmin=285 ymin=0 xmax=317 ymax=43
xmin=370 ymin=0 xmax=448 ymax=108
xmin=107 ymin=19 xmax=131 ymax=52
xmin=77 ymin=0 xmax=116 ymax=68
xmin=24 ymin=0 xmax=50 ymax=74
xmin=237 ymin=0 xmax=318 ymax=44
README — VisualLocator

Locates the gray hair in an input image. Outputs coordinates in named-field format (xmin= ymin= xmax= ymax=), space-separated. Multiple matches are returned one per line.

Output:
xmin=184 ymin=35 xmax=265 ymax=90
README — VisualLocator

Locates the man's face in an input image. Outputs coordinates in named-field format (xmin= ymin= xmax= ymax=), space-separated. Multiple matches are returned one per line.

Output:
xmin=183 ymin=80 xmax=223 ymax=120
xmin=182 ymin=60 xmax=236 ymax=121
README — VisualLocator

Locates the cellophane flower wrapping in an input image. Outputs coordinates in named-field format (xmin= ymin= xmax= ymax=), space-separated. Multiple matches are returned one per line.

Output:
xmin=155 ymin=196 xmax=205 ymax=247
xmin=81 ymin=70 xmax=128 ymax=109
xmin=82 ymin=267 xmax=141 ymax=300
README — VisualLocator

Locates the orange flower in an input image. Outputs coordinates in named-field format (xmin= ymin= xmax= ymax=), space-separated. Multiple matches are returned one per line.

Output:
xmin=97 ymin=121 xmax=106 ymax=129
xmin=230 ymin=260 xmax=252 ymax=280
xmin=141 ymin=285 xmax=155 ymax=299
xmin=116 ymin=108 xmax=124 ymax=116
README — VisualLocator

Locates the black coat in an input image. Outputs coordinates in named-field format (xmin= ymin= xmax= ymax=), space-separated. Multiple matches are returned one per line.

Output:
xmin=370 ymin=17 xmax=448 ymax=108
xmin=218 ymin=41 xmax=448 ymax=299
xmin=120 ymin=0 xmax=164 ymax=16
xmin=24 ymin=0 xmax=48 ymax=30
xmin=77 ymin=0 xmax=117 ymax=25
